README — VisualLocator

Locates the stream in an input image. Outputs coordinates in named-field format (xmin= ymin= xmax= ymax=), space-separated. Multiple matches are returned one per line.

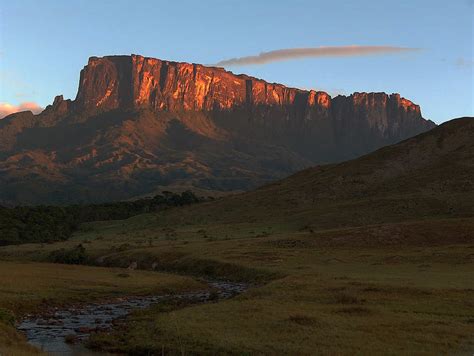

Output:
xmin=17 ymin=281 xmax=247 ymax=355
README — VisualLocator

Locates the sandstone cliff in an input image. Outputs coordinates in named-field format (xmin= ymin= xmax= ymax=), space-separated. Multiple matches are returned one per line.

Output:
xmin=0 ymin=55 xmax=435 ymax=205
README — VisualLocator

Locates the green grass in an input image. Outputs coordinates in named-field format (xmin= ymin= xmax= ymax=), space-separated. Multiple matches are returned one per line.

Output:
xmin=83 ymin=228 xmax=474 ymax=354
xmin=98 ymin=275 xmax=473 ymax=355
xmin=0 ymin=323 xmax=43 ymax=356
xmin=2 ymin=217 xmax=473 ymax=354
xmin=0 ymin=261 xmax=204 ymax=315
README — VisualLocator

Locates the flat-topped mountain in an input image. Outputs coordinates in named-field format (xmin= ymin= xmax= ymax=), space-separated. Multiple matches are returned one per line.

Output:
xmin=0 ymin=55 xmax=435 ymax=205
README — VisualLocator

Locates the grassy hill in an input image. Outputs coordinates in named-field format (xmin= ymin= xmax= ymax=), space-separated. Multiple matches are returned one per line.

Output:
xmin=60 ymin=116 xmax=471 ymax=242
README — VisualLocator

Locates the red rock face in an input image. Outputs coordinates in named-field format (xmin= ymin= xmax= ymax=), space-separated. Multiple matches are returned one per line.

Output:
xmin=74 ymin=55 xmax=416 ymax=112
xmin=0 ymin=54 xmax=436 ymax=205
xmin=72 ymin=55 xmax=427 ymax=136
xmin=75 ymin=55 xmax=334 ymax=112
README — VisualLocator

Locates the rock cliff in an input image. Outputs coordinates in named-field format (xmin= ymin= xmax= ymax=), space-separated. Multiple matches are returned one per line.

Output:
xmin=0 ymin=54 xmax=435 ymax=205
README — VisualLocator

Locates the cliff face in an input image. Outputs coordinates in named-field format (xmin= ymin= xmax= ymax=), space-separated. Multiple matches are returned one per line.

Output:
xmin=0 ymin=54 xmax=435 ymax=205
xmin=73 ymin=56 xmax=424 ymax=132
xmin=75 ymin=55 xmax=333 ymax=112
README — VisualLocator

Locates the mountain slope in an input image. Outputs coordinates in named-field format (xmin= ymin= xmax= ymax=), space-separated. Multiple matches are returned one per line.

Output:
xmin=154 ymin=117 xmax=474 ymax=229
xmin=0 ymin=55 xmax=435 ymax=205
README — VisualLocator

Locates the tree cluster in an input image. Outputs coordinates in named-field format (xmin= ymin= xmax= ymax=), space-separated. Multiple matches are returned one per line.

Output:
xmin=0 ymin=191 xmax=206 ymax=246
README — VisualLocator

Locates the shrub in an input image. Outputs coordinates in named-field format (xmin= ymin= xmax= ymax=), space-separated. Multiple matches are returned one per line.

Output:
xmin=49 ymin=244 xmax=88 ymax=264
xmin=0 ymin=308 xmax=15 ymax=326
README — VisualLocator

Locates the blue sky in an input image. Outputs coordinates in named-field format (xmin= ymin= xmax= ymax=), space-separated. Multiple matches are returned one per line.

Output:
xmin=0 ymin=0 xmax=472 ymax=123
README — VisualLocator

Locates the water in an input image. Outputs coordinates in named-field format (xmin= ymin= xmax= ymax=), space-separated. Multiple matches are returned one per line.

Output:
xmin=17 ymin=281 xmax=247 ymax=355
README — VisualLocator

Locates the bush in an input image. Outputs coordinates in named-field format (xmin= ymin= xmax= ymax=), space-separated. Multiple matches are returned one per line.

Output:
xmin=49 ymin=244 xmax=88 ymax=264
xmin=0 ymin=308 xmax=15 ymax=326
xmin=0 ymin=190 xmax=205 ymax=246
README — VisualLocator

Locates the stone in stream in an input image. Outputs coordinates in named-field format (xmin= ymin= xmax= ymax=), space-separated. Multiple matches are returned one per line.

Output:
xmin=64 ymin=334 xmax=80 ymax=344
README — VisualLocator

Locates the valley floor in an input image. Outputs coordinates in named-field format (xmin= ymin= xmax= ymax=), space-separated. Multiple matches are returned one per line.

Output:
xmin=0 ymin=216 xmax=473 ymax=354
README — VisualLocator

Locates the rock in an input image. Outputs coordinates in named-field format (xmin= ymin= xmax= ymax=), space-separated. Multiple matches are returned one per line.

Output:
xmin=46 ymin=319 xmax=63 ymax=326
xmin=75 ymin=327 xmax=93 ymax=334
xmin=42 ymin=94 xmax=71 ymax=116
xmin=127 ymin=261 xmax=138 ymax=270
xmin=75 ymin=56 xmax=428 ymax=132
xmin=64 ymin=334 xmax=80 ymax=344
xmin=0 ymin=54 xmax=436 ymax=205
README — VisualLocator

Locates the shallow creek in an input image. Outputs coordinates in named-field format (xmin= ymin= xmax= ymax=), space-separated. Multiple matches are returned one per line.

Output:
xmin=18 ymin=281 xmax=247 ymax=355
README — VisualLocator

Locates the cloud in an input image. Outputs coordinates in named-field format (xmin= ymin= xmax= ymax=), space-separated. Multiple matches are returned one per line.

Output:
xmin=0 ymin=102 xmax=43 ymax=119
xmin=214 ymin=45 xmax=421 ymax=67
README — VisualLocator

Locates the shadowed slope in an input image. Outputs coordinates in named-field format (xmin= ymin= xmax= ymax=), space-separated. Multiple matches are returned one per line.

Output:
xmin=155 ymin=117 xmax=473 ymax=229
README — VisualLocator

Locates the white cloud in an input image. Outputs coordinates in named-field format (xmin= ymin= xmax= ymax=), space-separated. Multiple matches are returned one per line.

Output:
xmin=0 ymin=102 xmax=43 ymax=119
xmin=214 ymin=45 xmax=421 ymax=67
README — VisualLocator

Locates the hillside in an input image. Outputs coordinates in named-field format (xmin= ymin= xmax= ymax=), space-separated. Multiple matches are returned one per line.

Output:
xmin=0 ymin=55 xmax=434 ymax=205
xmin=150 ymin=117 xmax=473 ymax=230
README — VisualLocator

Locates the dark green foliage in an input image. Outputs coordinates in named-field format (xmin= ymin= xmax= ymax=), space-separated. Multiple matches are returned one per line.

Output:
xmin=49 ymin=244 xmax=88 ymax=264
xmin=0 ymin=205 xmax=76 ymax=245
xmin=0 ymin=191 xmax=204 ymax=246
xmin=0 ymin=308 xmax=15 ymax=326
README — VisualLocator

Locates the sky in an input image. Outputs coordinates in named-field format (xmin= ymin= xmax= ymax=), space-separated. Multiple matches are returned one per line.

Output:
xmin=0 ymin=0 xmax=472 ymax=123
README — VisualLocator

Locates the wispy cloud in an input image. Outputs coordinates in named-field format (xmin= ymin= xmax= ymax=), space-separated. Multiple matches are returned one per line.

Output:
xmin=214 ymin=45 xmax=421 ymax=67
xmin=0 ymin=102 xmax=43 ymax=119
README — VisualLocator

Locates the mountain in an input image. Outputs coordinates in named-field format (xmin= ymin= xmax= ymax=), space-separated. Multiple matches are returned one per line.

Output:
xmin=0 ymin=55 xmax=435 ymax=205
xmin=152 ymin=117 xmax=474 ymax=231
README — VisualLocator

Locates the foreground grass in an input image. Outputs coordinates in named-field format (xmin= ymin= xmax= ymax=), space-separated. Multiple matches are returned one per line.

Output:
xmin=2 ymin=216 xmax=472 ymax=354
xmin=87 ymin=238 xmax=474 ymax=354
xmin=0 ymin=261 xmax=204 ymax=355
xmin=0 ymin=323 xmax=42 ymax=355
xmin=92 ymin=274 xmax=474 ymax=355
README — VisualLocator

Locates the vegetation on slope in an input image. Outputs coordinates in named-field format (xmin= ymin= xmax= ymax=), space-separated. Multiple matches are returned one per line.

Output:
xmin=138 ymin=117 xmax=474 ymax=230
xmin=0 ymin=190 xmax=204 ymax=246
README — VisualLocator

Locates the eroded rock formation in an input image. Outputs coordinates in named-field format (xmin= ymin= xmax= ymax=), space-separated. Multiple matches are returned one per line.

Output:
xmin=0 ymin=55 xmax=435 ymax=205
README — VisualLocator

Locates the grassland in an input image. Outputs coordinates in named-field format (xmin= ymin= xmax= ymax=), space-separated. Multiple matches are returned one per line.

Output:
xmin=0 ymin=261 xmax=204 ymax=355
xmin=83 ymin=217 xmax=474 ymax=354
xmin=1 ymin=215 xmax=473 ymax=354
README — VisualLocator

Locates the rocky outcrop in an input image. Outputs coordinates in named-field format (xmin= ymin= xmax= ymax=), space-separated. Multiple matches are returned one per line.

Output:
xmin=70 ymin=55 xmax=433 ymax=158
xmin=72 ymin=56 xmax=426 ymax=129
xmin=0 ymin=54 xmax=436 ymax=205
xmin=75 ymin=55 xmax=330 ymax=112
